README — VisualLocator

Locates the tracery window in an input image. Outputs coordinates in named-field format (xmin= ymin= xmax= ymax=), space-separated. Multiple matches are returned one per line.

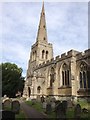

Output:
xmin=79 ymin=62 xmax=89 ymax=89
xmin=62 ymin=63 xmax=70 ymax=86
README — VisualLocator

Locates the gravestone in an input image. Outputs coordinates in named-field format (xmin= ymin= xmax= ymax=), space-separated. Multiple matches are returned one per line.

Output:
xmin=74 ymin=104 xmax=81 ymax=118
xmin=55 ymin=102 xmax=66 ymax=119
xmin=41 ymin=95 xmax=45 ymax=103
xmin=46 ymin=103 xmax=52 ymax=113
xmin=51 ymin=97 xmax=56 ymax=102
xmin=55 ymin=100 xmax=61 ymax=107
xmin=42 ymin=102 xmax=47 ymax=109
xmin=51 ymin=102 xmax=55 ymax=109
xmin=31 ymin=99 xmax=36 ymax=105
xmin=37 ymin=95 xmax=41 ymax=102
xmin=1 ymin=110 xmax=15 ymax=120
xmin=67 ymin=100 xmax=73 ymax=108
xmin=3 ymin=99 xmax=11 ymax=110
xmin=62 ymin=100 xmax=68 ymax=115
xmin=11 ymin=100 xmax=20 ymax=114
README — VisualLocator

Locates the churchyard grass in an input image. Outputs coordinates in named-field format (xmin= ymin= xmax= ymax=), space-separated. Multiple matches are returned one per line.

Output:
xmin=26 ymin=100 xmax=90 ymax=119
xmin=15 ymin=110 xmax=26 ymax=120
xmin=26 ymin=101 xmax=43 ymax=112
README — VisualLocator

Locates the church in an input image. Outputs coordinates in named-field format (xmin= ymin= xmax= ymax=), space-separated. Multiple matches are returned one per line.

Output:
xmin=23 ymin=2 xmax=90 ymax=101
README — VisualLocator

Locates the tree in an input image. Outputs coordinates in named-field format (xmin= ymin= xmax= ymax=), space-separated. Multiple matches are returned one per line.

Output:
xmin=1 ymin=62 xmax=25 ymax=97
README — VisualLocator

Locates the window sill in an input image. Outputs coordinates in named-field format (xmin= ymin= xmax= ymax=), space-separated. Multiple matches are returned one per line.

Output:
xmin=47 ymin=87 xmax=52 ymax=89
xmin=77 ymin=88 xmax=90 ymax=93
xmin=58 ymin=86 xmax=71 ymax=89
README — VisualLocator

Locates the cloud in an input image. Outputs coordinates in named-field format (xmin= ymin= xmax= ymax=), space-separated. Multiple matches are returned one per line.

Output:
xmin=1 ymin=2 xmax=88 ymax=76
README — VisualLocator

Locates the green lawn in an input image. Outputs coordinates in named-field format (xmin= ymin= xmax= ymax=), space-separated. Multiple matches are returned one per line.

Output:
xmin=15 ymin=110 xmax=26 ymax=120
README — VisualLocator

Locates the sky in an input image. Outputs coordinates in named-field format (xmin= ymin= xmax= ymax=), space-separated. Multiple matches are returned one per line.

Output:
xmin=1 ymin=1 xmax=89 ymax=77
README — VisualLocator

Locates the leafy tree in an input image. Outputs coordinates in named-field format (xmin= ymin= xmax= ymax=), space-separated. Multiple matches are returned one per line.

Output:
xmin=1 ymin=62 xmax=25 ymax=97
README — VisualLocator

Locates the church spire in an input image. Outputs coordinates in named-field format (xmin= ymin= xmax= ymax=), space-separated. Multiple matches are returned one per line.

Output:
xmin=36 ymin=2 xmax=48 ymax=43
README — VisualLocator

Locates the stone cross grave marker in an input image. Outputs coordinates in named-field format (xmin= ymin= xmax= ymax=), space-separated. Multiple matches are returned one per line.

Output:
xmin=11 ymin=100 xmax=20 ymax=114
xmin=74 ymin=104 xmax=81 ymax=119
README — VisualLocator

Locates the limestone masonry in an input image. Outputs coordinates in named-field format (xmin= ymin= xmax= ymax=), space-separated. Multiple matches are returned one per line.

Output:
xmin=23 ymin=2 xmax=90 ymax=100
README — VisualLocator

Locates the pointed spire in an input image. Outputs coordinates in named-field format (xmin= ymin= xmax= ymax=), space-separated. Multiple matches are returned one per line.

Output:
xmin=36 ymin=1 xmax=48 ymax=43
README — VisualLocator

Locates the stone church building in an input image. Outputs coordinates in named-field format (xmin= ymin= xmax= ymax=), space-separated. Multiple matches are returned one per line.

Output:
xmin=23 ymin=2 xmax=90 ymax=100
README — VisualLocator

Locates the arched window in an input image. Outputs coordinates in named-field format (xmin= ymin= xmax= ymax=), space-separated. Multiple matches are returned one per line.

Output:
xmin=79 ymin=62 xmax=88 ymax=89
xmin=32 ymin=52 xmax=34 ymax=61
xmin=44 ymin=37 xmax=46 ymax=40
xmin=62 ymin=63 xmax=70 ymax=86
xmin=42 ymin=50 xmax=45 ymax=59
xmin=50 ymin=67 xmax=55 ymax=87
xmin=46 ymin=51 xmax=48 ymax=59
xmin=37 ymin=86 xmax=41 ymax=94
xmin=35 ymin=51 xmax=37 ymax=60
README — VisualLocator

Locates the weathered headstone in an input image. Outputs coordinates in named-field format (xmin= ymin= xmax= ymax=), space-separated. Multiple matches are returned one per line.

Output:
xmin=55 ymin=100 xmax=61 ymax=107
xmin=31 ymin=99 xmax=36 ymax=105
xmin=46 ymin=103 xmax=52 ymax=113
xmin=74 ymin=104 xmax=81 ymax=118
xmin=62 ymin=100 xmax=68 ymax=115
xmin=11 ymin=100 xmax=20 ymax=114
xmin=51 ymin=101 xmax=55 ymax=109
xmin=37 ymin=95 xmax=41 ymax=102
xmin=51 ymin=97 xmax=56 ymax=102
xmin=55 ymin=102 xmax=66 ymax=118
xmin=1 ymin=110 xmax=15 ymax=120
xmin=42 ymin=102 xmax=47 ymax=109
xmin=67 ymin=100 xmax=73 ymax=108
xmin=41 ymin=95 xmax=45 ymax=103
xmin=3 ymin=99 xmax=11 ymax=110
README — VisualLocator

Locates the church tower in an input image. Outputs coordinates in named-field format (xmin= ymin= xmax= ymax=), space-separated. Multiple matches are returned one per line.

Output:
xmin=23 ymin=2 xmax=53 ymax=98
xmin=29 ymin=2 xmax=53 ymax=70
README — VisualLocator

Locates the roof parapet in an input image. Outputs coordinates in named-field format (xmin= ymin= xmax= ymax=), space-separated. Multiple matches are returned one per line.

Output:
xmin=61 ymin=53 xmax=66 ymax=58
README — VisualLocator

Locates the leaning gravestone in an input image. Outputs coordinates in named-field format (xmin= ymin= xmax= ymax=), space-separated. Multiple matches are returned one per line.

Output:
xmin=2 ymin=110 xmax=15 ymax=120
xmin=74 ymin=104 xmax=81 ymax=119
xmin=11 ymin=100 xmax=20 ymax=114
xmin=3 ymin=99 xmax=11 ymax=110
xmin=55 ymin=102 xmax=66 ymax=119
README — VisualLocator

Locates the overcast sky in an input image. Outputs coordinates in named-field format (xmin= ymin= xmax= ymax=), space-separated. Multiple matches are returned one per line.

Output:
xmin=1 ymin=1 xmax=88 ymax=77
